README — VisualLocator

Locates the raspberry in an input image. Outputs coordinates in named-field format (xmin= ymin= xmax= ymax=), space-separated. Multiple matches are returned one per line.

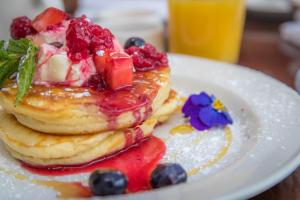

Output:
xmin=125 ymin=43 xmax=168 ymax=71
xmin=66 ymin=16 xmax=114 ymax=63
xmin=89 ymin=25 xmax=114 ymax=53
xmin=87 ymin=74 xmax=107 ymax=90
xmin=10 ymin=16 xmax=36 ymax=39
xmin=66 ymin=16 xmax=91 ymax=62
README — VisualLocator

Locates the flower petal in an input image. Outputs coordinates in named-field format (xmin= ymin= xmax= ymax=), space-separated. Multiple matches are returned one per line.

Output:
xmin=191 ymin=92 xmax=212 ymax=106
xmin=199 ymin=107 xmax=233 ymax=127
xmin=182 ymin=97 xmax=200 ymax=117
xmin=221 ymin=112 xmax=233 ymax=125
xmin=182 ymin=97 xmax=193 ymax=116
xmin=199 ymin=107 xmax=219 ymax=127
xmin=199 ymin=106 xmax=223 ymax=127
xmin=190 ymin=112 xmax=209 ymax=131
xmin=213 ymin=112 xmax=229 ymax=126
xmin=182 ymin=91 xmax=233 ymax=130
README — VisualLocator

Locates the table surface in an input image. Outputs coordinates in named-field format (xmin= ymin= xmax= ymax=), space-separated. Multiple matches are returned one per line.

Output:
xmin=239 ymin=18 xmax=300 ymax=200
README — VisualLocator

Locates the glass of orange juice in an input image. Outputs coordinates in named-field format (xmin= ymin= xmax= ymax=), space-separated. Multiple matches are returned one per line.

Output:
xmin=168 ymin=0 xmax=245 ymax=63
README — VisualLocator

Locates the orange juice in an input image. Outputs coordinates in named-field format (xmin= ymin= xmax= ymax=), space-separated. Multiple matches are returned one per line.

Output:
xmin=168 ymin=0 xmax=245 ymax=63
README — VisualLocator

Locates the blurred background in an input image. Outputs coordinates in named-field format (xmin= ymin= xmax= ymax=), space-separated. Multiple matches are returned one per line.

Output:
xmin=0 ymin=0 xmax=300 ymax=199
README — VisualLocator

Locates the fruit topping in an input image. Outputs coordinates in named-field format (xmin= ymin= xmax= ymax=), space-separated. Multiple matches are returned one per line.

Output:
xmin=87 ymin=74 xmax=106 ymax=90
xmin=124 ymin=37 xmax=145 ymax=49
xmin=93 ymin=50 xmax=110 ymax=74
xmin=27 ymin=22 xmax=68 ymax=48
xmin=125 ymin=43 xmax=168 ymax=72
xmin=32 ymin=7 xmax=68 ymax=32
xmin=105 ymin=52 xmax=133 ymax=90
xmin=89 ymin=170 xmax=128 ymax=196
xmin=89 ymin=25 xmax=114 ymax=53
xmin=150 ymin=163 xmax=187 ymax=188
xmin=66 ymin=16 xmax=90 ymax=62
xmin=10 ymin=16 xmax=36 ymax=39
xmin=66 ymin=16 xmax=114 ymax=63
xmin=7 ymin=8 xmax=169 ymax=91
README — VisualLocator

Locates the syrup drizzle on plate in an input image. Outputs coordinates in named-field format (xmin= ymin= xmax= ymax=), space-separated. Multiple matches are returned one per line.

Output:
xmin=168 ymin=123 xmax=233 ymax=176
xmin=0 ymin=167 xmax=91 ymax=199
xmin=187 ymin=127 xmax=232 ymax=176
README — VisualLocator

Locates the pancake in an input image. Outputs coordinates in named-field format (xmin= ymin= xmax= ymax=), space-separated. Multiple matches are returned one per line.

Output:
xmin=0 ymin=90 xmax=178 ymax=166
xmin=0 ymin=67 xmax=170 ymax=135
xmin=153 ymin=90 xmax=178 ymax=123
xmin=4 ymin=118 xmax=157 ymax=166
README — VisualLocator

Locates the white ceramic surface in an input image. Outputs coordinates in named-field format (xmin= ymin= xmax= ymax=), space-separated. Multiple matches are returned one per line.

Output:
xmin=0 ymin=54 xmax=300 ymax=200
xmin=94 ymin=9 xmax=165 ymax=51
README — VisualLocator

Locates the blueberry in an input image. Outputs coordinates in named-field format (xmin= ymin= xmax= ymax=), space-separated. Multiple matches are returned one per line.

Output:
xmin=151 ymin=163 xmax=187 ymax=189
xmin=124 ymin=37 xmax=145 ymax=49
xmin=89 ymin=170 xmax=128 ymax=196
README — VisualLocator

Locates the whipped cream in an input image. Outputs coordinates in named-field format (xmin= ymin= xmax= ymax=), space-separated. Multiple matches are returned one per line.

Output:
xmin=33 ymin=43 xmax=96 ymax=87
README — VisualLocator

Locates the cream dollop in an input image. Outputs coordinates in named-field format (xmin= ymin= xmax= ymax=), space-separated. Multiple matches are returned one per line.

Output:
xmin=33 ymin=44 xmax=96 ymax=86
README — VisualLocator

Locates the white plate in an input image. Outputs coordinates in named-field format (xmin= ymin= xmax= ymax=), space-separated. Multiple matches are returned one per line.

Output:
xmin=1 ymin=54 xmax=300 ymax=200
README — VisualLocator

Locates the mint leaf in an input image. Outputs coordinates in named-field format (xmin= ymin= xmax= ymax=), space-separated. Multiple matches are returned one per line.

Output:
xmin=0 ymin=40 xmax=23 ymax=61
xmin=15 ymin=43 xmax=37 ymax=105
xmin=0 ymin=59 xmax=19 ymax=86
xmin=7 ymin=39 xmax=30 ymax=55
xmin=0 ymin=38 xmax=38 ymax=105
xmin=0 ymin=40 xmax=19 ymax=86
xmin=0 ymin=50 xmax=10 ymax=60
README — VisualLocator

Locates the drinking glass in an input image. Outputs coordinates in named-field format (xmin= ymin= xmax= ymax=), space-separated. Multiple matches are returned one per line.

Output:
xmin=168 ymin=0 xmax=246 ymax=63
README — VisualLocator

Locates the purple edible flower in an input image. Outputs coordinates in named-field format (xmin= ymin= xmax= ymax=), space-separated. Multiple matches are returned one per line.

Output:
xmin=182 ymin=92 xmax=233 ymax=131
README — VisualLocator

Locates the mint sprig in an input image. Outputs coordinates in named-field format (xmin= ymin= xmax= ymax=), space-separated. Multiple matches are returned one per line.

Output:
xmin=0 ymin=39 xmax=38 ymax=105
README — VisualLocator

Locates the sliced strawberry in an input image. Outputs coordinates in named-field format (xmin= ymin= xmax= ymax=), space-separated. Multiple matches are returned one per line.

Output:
xmin=105 ymin=52 xmax=133 ymax=90
xmin=93 ymin=51 xmax=110 ymax=74
xmin=32 ymin=7 xmax=67 ymax=32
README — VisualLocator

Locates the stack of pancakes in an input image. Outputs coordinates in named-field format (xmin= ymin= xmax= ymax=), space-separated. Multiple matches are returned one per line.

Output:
xmin=0 ymin=67 xmax=177 ymax=166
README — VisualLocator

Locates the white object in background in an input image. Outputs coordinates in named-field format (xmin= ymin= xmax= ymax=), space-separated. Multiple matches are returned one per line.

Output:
xmin=76 ymin=0 xmax=167 ymax=19
xmin=94 ymin=9 xmax=165 ymax=51
xmin=280 ymin=22 xmax=300 ymax=48
xmin=247 ymin=0 xmax=292 ymax=13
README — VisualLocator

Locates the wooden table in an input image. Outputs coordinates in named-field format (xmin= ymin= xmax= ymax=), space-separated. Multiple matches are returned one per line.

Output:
xmin=239 ymin=17 xmax=300 ymax=200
